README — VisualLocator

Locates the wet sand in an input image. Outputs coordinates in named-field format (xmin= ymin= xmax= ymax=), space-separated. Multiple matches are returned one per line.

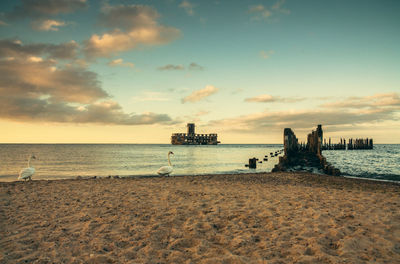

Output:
xmin=1 ymin=172 xmax=399 ymax=263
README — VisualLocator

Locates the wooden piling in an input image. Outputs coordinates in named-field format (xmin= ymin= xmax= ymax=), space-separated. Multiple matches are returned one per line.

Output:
xmin=249 ymin=158 xmax=257 ymax=169
xmin=272 ymin=124 xmax=340 ymax=176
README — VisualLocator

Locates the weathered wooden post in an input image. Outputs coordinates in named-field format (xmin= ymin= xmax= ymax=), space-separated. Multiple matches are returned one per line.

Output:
xmin=284 ymin=128 xmax=299 ymax=157
xmin=317 ymin=124 xmax=323 ymax=155
xmin=272 ymin=125 xmax=340 ymax=176
xmin=249 ymin=158 xmax=257 ymax=169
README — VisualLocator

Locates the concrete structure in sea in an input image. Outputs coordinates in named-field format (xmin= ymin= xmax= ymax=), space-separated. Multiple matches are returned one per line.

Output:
xmin=171 ymin=123 xmax=220 ymax=145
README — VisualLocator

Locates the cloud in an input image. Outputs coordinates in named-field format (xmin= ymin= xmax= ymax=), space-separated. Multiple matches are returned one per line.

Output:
xmin=0 ymin=56 xmax=107 ymax=104
xmin=188 ymin=62 xmax=204 ymax=70
xmin=27 ymin=56 xmax=43 ymax=62
xmin=248 ymin=0 xmax=290 ymax=20
xmin=72 ymin=102 xmax=173 ymax=125
xmin=245 ymin=94 xmax=276 ymax=103
xmin=7 ymin=0 xmax=88 ymax=19
xmin=248 ymin=5 xmax=272 ymax=19
xmin=260 ymin=50 xmax=275 ymax=59
xmin=271 ymin=0 xmax=284 ymax=10
xmin=249 ymin=5 xmax=265 ymax=13
xmin=210 ymin=93 xmax=400 ymax=134
xmin=5 ymin=0 xmax=85 ymax=31
xmin=84 ymin=4 xmax=180 ymax=58
xmin=158 ymin=62 xmax=203 ymax=71
xmin=0 ymin=96 xmax=173 ymax=125
xmin=182 ymin=85 xmax=219 ymax=103
xmin=107 ymin=58 xmax=134 ymax=68
xmin=209 ymin=108 xmax=399 ymax=134
xmin=31 ymin=19 xmax=66 ymax=31
xmin=158 ymin=64 xmax=184 ymax=71
xmin=271 ymin=0 xmax=291 ymax=14
xmin=322 ymin=93 xmax=400 ymax=109
xmin=0 ymin=39 xmax=174 ymax=126
xmin=244 ymin=94 xmax=305 ymax=103
xmin=195 ymin=110 xmax=210 ymax=116
xmin=0 ymin=39 xmax=79 ymax=60
xmin=179 ymin=0 xmax=195 ymax=16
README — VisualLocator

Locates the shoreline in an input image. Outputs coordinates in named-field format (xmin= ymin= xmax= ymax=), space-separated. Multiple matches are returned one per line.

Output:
xmin=1 ymin=170 xmax=400 ymax=185
xmin=1 ymin=172 xmax=399 ymax=263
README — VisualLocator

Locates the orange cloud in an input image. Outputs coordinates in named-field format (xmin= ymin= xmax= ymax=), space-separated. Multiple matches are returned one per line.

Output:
xmin=31 ymin=19 xmax=66 ymax=31
xmin=179 ymin=0 xmax=195 ymax=16
xmin=322 ymin=93 xmax=400 ymax=109
xmin=84 ymin=4 xmax=180 ymax=58
xmin=248 ymin=0 xmax=290 ymax=20
xmin=211 ymin=93 xmax=400 ymax=134
xmin=260 ymin=50 xmax=275 ymax=59
xmin=245 ymin=94 xmax=305 ymax=103
xmin=0 ymin=39 xmax=174 ymax=125
xmin=210 ymin=108 xmax=398 ymax=134
xmin=182 ymin=85 xmax=219 ymax=103
xmin=0 ymin=39 xmax=78 ymax=60
xmin=248 ymin=5 xmax=272 ymax=19
xmin=107 ymin=58 xmax=134 ymax=68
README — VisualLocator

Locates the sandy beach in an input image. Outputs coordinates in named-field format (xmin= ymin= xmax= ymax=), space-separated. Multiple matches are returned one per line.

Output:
xmin=1 ymin=172 xmax=399 ymax=263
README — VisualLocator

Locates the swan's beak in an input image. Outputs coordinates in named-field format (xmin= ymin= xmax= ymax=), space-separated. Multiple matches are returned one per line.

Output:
xmin=171 ymin=152 xmax=174 ymax=155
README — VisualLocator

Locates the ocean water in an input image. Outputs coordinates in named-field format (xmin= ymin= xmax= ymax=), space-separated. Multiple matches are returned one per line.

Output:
xmin=0 ymin=144 xmax=399 ymax=182
xmin=0 ymin=144 xmax=283 ymax=182
xmin=323 ymin=144 xmax=400 ymax=182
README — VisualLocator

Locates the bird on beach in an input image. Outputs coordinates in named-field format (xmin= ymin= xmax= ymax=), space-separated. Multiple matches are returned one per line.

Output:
xmin=157 ymin=151 xmax=174 ymax=176
xmin=18 ymin=154 xmax=36 ymax=181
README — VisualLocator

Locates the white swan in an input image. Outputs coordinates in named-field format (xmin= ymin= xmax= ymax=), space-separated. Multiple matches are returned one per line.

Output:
xmin=18 ymin=154 xmax=36 ymax=181
xmin=157 ymin=151 xmax=174 ymax=176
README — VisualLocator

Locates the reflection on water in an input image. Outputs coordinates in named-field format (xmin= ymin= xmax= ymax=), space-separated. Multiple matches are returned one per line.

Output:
xmin=0 ymin=144 xmax=283 ymax=181
xmin=1 ymin=144 xmax=399 ymax=182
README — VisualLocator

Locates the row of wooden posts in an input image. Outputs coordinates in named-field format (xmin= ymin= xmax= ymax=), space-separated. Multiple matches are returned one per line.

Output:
xmin=246 ymin=149 xmax=284 ymax=169
xmin=244 ymin=124 xmax=373 ymax=172
xmin=321 ymin=138 xmax=373 ymax=150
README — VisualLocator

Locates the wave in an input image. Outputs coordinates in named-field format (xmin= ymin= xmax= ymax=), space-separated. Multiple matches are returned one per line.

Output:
xmin=342 ymin=172 xmax=400 ymax=182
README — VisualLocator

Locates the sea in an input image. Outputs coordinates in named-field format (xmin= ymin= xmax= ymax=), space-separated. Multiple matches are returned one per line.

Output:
xmin=0 ymin=144 xmax=399 ymax=182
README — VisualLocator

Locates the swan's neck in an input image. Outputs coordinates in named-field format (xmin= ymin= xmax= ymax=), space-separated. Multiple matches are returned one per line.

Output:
xmin=28 ymin=157 xmax=31 ymax=167
xmin=168 ymin=153 xmax=172 ymax=166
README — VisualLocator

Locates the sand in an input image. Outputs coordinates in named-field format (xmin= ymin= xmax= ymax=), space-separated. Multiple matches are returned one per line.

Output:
xmin=1 ymin=172 xmax=399 ymax=264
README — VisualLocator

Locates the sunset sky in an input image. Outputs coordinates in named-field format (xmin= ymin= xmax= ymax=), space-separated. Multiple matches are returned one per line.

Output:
xmin=0 ymin=0 xmax=399 ymax=143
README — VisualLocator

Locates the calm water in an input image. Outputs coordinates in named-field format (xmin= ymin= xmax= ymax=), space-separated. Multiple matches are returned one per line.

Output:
xmin=0 ymin=144 xmax=399 ymax=182
xmin=323 ymin=144 xmax=400 ymax=182
xmin=0 ymin=144 xmax=283 ymax=181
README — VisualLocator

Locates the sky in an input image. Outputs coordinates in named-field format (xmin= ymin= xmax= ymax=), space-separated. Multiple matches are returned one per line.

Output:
xmin=0 ymin=0 xmax=399 ymax=143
